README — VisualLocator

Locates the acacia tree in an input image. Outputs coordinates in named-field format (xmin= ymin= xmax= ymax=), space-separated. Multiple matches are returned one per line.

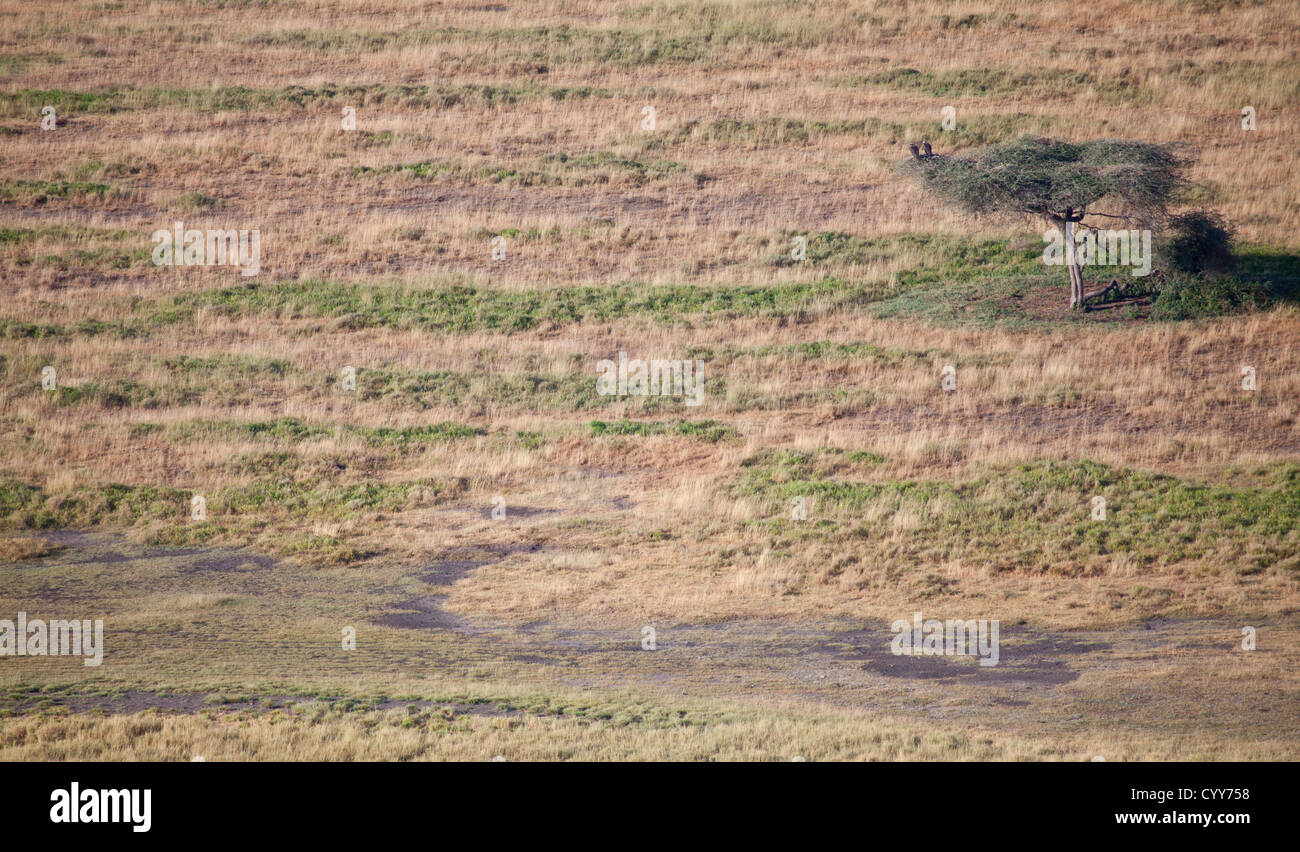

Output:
xmin=902 ymin=135 xmax=1189 ymax=308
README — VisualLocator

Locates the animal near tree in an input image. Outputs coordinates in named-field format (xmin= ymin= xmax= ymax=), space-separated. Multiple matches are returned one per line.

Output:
xmin=902 ymin=135 xmax=1190 ymax=308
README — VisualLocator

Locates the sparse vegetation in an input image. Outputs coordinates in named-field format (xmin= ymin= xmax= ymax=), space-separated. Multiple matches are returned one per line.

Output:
xmin=2 ymin=0 xmax=1298 ymax=763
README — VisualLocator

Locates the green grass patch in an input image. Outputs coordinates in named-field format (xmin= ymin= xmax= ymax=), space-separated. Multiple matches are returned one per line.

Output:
xmin=146 ymin=277 xmax=878 ymax=333
xmin=645 ymin=114 xmax=1054 ymax=151
xmin=736 ymin=456 xmax=1300 ymax=576
xmin=0 ymin=179 xmax=113 ymax=202
xmin=0 ymin=477 xmax=467 ymax=532
xmin=838 ymin=67 xmax=1123 ymax=100
xmin=0 ymin=83 xmax=615 ymax=118
xmin=772 ymin=232 xmax=1041 ymax=280
xmin=357 ymin=365 xmax=604 ymax=411
xmin=13 ymin=237 xmax=1282 ymax=338
xmin=861 ymin=242 xmax=1298 ymax=329
xmin=237 ymin=26 xmax=717 ymax=66
xmin=163 ymin=417 xmax=483 ymax=447
xmin=589 ymin=419 xmax=736 ymax=441
xmin=0 ymin=317 xmax=140 ymax=340
xmin=0 ymin=221 xmax=147 ymax=271
xmin=682 ymin=339 xmax=1010 ymax=371
xmin=351 ymin=151 xmax=687 ymax=187
xmin=160 ymin=354 xmax=291 ymax=377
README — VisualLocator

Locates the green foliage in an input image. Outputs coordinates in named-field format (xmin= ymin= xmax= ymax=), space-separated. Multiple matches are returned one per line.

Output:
xmin=1150 ymin=273 xmax=1266 ymax=320
xmin=156 ymin=277 xmax=872 ymax=333
xmin=171 ymin=417 xmax=482 ymax=446
xmin=514 ymin=430 xmax=544 ymax=450
xmin=280 ymin=534 xmax=365 ymax=567
xmin=0 ymin=477 xmax=465 ymax=532
xmin=737 ymin=458 xmax=1300 ymax=575
xmin=0 ymin=480 xmax=188 ymax=529
xmin=0 ymin=224 xmax=149 ymax=272
xmin=0 ymin=83 xmax=614 ymax=119
xmin=1164 ymin=209 xmax=1235 ymax=274
xmin=162 ymin=354 xmax=290 ymax=377
xmin=48 ymin=380 xmax=170 ymax=409
xmin=352 ymin=152 xmax=685 ymax=187
xmin=0 ymin=179 xmax=112 ymax=202
xmin=773 ymin=232 xmax=1042 ymax=287
xmin=169 ymin=190 xmax=225 ymax=211
xmin=842 ymin=67 xmax=1105 ymax=99
xmin=903 ymin=134 xmax=1189 ymax=225
xmin=589 ymin=419 xmax=736 ymax=441
xmin=352 ymin=422 xmax=482 ymax=445
xmin=0 ymin=317 xmax=138 ymax=340
xmin=647 ymin=114 xmax=1052 ymax=151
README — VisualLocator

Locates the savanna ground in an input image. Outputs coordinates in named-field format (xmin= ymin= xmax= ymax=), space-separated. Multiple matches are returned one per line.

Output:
xmin=0 ymin=0 xmax=1298 ymax=761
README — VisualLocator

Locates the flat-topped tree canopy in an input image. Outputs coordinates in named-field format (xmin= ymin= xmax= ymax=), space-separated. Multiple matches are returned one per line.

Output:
xmin=902 ymin=135 xmax=1192 ymax=307
xmin=906 ymin=135 xmax=1188 ymax=225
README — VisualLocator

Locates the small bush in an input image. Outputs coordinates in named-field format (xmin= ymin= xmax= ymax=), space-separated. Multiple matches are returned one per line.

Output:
xmin=1151 ymin=273 xmax=1264 ymax=320
xmin=1165 ymin=210 xmax=1235 ymax=274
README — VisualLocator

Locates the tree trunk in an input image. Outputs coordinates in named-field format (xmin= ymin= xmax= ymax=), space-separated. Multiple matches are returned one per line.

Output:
xmin=1065 ymin=219 xmax=1083 ymax=309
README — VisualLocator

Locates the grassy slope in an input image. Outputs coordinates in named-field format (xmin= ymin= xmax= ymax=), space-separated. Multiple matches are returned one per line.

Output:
xmin=1 ymin=0 xmax=1298 ymax=760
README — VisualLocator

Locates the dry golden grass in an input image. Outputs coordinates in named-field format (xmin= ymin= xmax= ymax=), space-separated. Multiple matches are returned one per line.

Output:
xmin=1 ymin=0 xmax=1297 ymax=760
xmin=3 ymin=698 xmax=1291 ymax=762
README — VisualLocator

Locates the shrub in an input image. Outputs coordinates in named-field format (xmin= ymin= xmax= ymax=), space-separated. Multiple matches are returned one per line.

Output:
xmin=1151 ymin=273 xmax=1264 ymax=320
xmin=1165 ymin=210 xmax=1235 ymax=274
